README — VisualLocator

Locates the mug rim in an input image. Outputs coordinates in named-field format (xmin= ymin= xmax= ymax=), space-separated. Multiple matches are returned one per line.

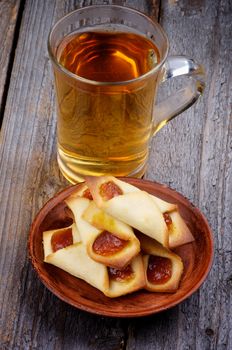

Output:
xmin=48 ymin=4 xmax=169 ymax=86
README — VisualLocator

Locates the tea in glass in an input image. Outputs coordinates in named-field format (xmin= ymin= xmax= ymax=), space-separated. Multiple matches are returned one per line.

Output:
xmin=55 ymin=30 xmax=160 ymax=182
xmin=48 ymin=5 xmax=204 ymax=183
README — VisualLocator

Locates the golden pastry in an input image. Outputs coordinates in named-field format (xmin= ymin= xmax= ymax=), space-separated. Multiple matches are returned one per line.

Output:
xmin=139 ymin=233 xmax=184 ymax=292
xmin=85 ymin=176 xmax=169 ymax=247
xmin=163 ymin=210 xmax=194 ymax=248
xmin=43 ymin=225 xmax=109 ymax=293
xmin=65 ymin=196 xmax=140 ymax=269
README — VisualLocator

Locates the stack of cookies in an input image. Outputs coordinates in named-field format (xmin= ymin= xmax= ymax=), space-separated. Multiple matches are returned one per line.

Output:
xmin=43 ymin=176 xmax=194 ymax=298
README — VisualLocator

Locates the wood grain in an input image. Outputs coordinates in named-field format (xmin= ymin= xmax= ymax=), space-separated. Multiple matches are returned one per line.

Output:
xmin=0 ymin=0 xmax=22 ymax=125
xmin=145 ymin=0 xmax=232 ymax=349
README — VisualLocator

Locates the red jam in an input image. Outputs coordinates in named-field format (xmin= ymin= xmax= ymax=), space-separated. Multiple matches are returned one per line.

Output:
xmin=99 ymin=181 xmax=123 ymax=200
xmin=147 ymin=255 xmax=172 ymax=284
xmin=51 ymin=228 xmax=73 ymax=252
xmin=108 ymin=265 xmax=134 ymax=282
xmin=93 ymin=231 xmax=127 ymax=256
xmin=82 ymin=188 xmax=93 ymax=200
xmin=163 ymin=212 xmax=173 ymax=228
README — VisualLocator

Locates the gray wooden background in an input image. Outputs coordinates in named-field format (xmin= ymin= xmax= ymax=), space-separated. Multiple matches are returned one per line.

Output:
xmin=0 ymin=0 xmax=231 ymax=349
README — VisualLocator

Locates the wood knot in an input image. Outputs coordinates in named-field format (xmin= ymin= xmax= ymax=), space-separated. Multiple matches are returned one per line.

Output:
xmin=205 ymin=328 xmax=214 ymax=336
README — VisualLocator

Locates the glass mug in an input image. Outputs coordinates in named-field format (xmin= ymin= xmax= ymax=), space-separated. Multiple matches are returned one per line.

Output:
xmin=48 ymin=5 xmax=205 ymax=183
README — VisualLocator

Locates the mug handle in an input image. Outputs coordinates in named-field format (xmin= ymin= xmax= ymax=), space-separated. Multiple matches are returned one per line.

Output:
xmin=153 ymin=56 xmax=205 ymax=133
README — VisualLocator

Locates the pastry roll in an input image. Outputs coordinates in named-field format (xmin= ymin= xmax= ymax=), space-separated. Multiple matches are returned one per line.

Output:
xmin=43 ymin=225 xmax=109 ymax=293
xmin=85 ymin=175 xmax=176 ymax=212
xmin=43 ymin=223 xmax=81 ymax=258
xmin=163 ymin=211 xmax=194 ymax=248
xmin=85 ymin=176 xmax=169 ymax=247
xmin=43 ymin=226 xmax=144 ymax=297
xmin=63 ymin=183 xmax=93 ymax=221
xmin=139 ymin=233 xmax=184 ymax=292
xmin=68 ymin=182 xmax=93 ymax=200
xmin=105 ymin=254 xmax=145 ymax=298
xmin=65 ymin=196 xmax=140 ymax=269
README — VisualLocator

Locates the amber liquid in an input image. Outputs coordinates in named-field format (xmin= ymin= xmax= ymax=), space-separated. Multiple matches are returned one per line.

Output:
xmin=55 ymin=30 xmax=160 ymax=182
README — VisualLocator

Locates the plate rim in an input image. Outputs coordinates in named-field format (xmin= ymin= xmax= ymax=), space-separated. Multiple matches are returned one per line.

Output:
xmin=28 ymin=178 xmax=214 ymax=317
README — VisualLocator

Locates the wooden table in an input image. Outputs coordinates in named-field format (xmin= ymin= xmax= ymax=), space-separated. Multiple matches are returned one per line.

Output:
xmin=0 ymin=1 xmax=231 ymax=349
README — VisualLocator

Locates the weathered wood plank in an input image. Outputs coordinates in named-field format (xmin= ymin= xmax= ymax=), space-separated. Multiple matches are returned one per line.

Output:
xmin=0 ymin=1 xmax=160 ymax=350
xmin=142 ymin=0 xmax=232 ymax=349
xmin=0 ymin=0 xmax=22 ymax=126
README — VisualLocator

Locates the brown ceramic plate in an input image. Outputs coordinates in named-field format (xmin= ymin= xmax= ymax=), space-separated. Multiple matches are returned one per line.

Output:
xmin=29 ymin=178 xmax=213 ymax=317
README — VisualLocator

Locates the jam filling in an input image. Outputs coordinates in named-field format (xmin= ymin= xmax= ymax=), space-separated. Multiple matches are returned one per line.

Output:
xmin=51 ymin=228 xmax=73 ymax=252
xmin=93 ymin=231 xmax=127 ymax=256
xmin=108 ymin=265 xmax=134 ymax=282
xmin=99 ymin=181 xmax=123 ymax=201
xmin=163 ymin=212 xmax=173 ymax=228
xmin=147 ymin=255 xmax=172 ymax=284
xmin=82 ymin=188 xmax=93 ymax=200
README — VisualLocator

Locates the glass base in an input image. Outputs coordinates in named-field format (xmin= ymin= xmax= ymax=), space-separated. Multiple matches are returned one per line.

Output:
xmin=57 ymin=150 xmax=147 ymax=184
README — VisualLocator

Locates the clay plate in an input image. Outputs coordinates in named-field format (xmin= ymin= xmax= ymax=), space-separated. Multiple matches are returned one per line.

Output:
xmin=29 ymin=178 xmax=213 ymax=317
